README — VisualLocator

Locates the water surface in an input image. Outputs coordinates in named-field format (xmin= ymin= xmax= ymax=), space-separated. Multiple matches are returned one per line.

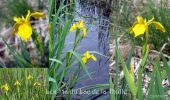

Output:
xmin=65 ymin=0 xmax=110 ymax=98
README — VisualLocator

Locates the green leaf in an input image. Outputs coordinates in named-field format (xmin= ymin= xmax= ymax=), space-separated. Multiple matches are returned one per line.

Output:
xmin=116 ymin=38 xmax=137 ymax=98
xmin=137 ymin=45 xmax=149 ymax=100
xmin=49 ymin=58 xmax=63 ymax=65
xmin=160 ymin=53 xmax=170 ymax=84
xmin=49 ymin=77 xmax=57 ymax=83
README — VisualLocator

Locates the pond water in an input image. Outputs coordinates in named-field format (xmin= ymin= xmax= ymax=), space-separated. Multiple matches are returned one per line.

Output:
xmin=65 ymin=0 xmax=110 ymax=99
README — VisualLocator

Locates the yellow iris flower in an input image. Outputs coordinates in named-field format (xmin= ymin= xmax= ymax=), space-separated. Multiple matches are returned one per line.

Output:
xmin=14 ymin=80 xmax=21 ymax=86
xmin=27 ymin=75 xmax=33 ymax=80
xmin=1 ymin=83 xmax=9 ymax=92
xmin=82 ymin=51 xmax=97 ymax=64
xmin=33 ymin=82 xmax=41 ymax=86
xmin=129 ymin=16 xmax=166 ymax=37
xmin=13 ymin=10 xmax=45 ymax=41
xmin=70 ymin=20 xmax=87 ymax=37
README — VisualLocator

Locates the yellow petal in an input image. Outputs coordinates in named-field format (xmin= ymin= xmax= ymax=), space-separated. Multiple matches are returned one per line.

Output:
xmin=22 ymin=16 xmax=25 ymax=20
xmin=26 ymin=10 xmax=31 ymax=21
xmin=30 ymin=12 xmax=45 ymax=19
xmin=14 ymin=80 xmax=21 ymax=86
xmin=27 ymin=75 xmax=33 ymax=80
xmin=90 ymin=55 xmax=97 ymax=61
xmin=129 ymin=22 xmax=137 ymax=33
xmin=152 ymin=22 xmax=166 ymax=32
xmin=147 ymin=17 xmax=154 ymax=25
xmin=34 ymin=82 xmax=41 ymax=86
xmin=83 ymin=51 xmax=91 ymax=59
xmin=82 ymin=57 xmax=87 ymax=64
xmin=77 ymin=20 xmax=84 ymax=29
xmin=137 ymin=16 xmax=144 ymax=23
xmin=14 ymin=17 xmax=20 ymax=23
xmin=18 ymin=22 xmax=32 ymax=41
xmin=132 ymin=23 xmax=146 ymax=37
xmin=82 ymin=27 xmax=86 ymax=37
xmin=70 ymin=24 xmax=77 ymax=32
xmin=13 ymin=23 xmax=19 ymax=35
xmin=14 ymin=17 xmax=23 ymax=23
xmin=1 ymin=84 xmax=9 ymax=91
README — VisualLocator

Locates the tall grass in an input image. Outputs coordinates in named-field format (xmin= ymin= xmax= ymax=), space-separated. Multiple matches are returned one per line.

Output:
xmin=0 ymin=68 xmax=49 ymax=99
xmin=49 ymin=0 xmax=87 ymax=99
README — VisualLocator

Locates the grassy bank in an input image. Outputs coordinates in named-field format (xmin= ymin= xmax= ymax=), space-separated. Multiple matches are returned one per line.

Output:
xmin=0 ymin=68 xmax=49 ymax=99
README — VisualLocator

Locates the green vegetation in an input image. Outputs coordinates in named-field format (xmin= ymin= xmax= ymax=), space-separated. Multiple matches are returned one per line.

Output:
xmin=110 ymin=0 xmax=170 ymax=100
xmin=48 ymin=0 xmax=109 ymax=99
xmin=0 ymin=68 xmax=49 ymax=100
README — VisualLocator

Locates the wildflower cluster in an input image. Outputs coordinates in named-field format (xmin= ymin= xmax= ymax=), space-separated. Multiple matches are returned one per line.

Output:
xmin=0 ymin=74 xmax=41 ymax=93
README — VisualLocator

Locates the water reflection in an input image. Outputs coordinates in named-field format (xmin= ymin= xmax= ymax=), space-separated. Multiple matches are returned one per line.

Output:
xmin=65 ymin=0 xmax=110 ymax=98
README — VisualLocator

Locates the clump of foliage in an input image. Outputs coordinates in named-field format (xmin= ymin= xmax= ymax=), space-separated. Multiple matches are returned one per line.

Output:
xmin=0 ymin=0 xmax=32 ymax=27
xmin=0 ymin=68 xmax=49 ymax=99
